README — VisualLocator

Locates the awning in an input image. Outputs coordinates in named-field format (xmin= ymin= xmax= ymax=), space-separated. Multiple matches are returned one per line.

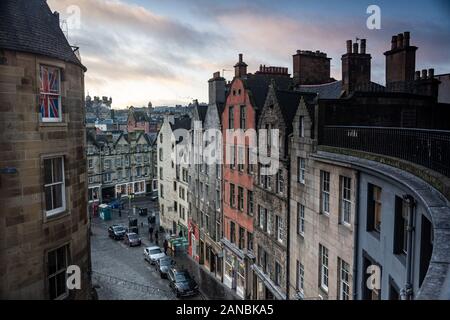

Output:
xmin=251 ymin=264 xmax=287 ymax=300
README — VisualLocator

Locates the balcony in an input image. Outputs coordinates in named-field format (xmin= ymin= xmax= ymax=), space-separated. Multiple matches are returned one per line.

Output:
xmin=320 ymin=126 xmax=450 ymax=178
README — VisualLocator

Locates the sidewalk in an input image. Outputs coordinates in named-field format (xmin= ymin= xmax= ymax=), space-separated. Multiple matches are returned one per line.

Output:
xmin=170 ymin=250 xmax=240 ymax=300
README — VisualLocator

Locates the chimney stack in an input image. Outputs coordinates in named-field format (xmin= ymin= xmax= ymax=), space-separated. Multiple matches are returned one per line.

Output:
xmin=209 ymin=71 xmax=226 ymax=105
xmin=234 ymin=53 xmax=248 ymax=78
xmin=428 ymin=68 xmax=434 ymax=79
xmin=293 ymin=50 xmax=331 ymax=85
xmin=341 ymin=39 xmax=372 ymax=95
xmin=384 ymin=31 xmax=417 ymax=86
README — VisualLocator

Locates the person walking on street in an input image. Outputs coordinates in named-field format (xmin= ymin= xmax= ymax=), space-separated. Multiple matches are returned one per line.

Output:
xmin=163 ymin=239 xmax=169 ymax=255
xmin=155 ymin=231 xmax=159 ymax=245
xmin=149 ymin=226 xmax=154 ymax=242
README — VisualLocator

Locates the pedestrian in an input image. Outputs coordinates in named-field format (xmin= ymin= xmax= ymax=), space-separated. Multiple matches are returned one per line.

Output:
xmin=155 ymin=231 xmax=159 ymax=245
xmin=118 ymin=208 xmax=122 ymax=217
xmin=149 ymin=226 xmax=154 ymax=241
xmin=163 ymin=239 xmax=168 ymax=255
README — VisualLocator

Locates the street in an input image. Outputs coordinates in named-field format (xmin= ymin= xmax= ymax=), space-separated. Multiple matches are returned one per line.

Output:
xmin=90 ymin=196 xmax=203 ymax=300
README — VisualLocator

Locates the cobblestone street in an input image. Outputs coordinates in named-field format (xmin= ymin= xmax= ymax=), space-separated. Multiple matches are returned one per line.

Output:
xmin=90 ymin=196 xmax=203 ymax=300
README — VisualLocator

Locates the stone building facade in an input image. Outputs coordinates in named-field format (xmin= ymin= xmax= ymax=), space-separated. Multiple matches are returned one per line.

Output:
xmin=0 ymin=0 xmax=91 ymax=299
xmin=157 ymin=116 xmax=191 ymax=234
xmin=188 ymin=73 xmax=226 ymax=280
xmin=86 ymin=130 xmax=156 ymax=210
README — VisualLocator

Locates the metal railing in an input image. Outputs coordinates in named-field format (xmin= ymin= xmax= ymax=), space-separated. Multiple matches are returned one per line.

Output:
xmin=320 ymin=126 xmax=450 ymax=177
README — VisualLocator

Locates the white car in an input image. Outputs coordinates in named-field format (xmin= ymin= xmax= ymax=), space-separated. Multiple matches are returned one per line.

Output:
xmin=144 ymin=246 xmax=166 ymax=264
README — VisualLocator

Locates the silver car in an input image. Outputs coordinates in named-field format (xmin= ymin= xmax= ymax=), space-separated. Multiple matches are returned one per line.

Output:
xmin=144 ymin=246 xmax=166 ymax=264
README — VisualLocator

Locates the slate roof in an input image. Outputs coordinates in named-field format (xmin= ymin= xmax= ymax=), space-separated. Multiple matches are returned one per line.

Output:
xmin=275 ymin=90 xmax=317 ymax=136
xmin=297 ymin=81 xmax=343 ymax=99
xmin=197 ymin=104 xmax=208 ymax=123
xmin=170 ymin=116 xmax=191 ymax=131
xmin=132 ymin=110 xmax=150 ymax=122
xmin=0 ymin=0 xmax=86 ymax=71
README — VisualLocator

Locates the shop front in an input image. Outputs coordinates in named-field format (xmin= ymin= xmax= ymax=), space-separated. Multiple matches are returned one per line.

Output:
xmin=222 ymin=245 xmax=246 ymax=299
xmin=115 ymin=180 xmax=146 ymax=198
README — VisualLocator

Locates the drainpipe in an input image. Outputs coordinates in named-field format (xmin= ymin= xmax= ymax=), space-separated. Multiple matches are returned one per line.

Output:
xmin=401 ymin=195 xmax=416 ymax=300
xmin=352 ymin=171 xmax=360 ymax=300
xmin=285 ymin=135 xmax=292 ymax=300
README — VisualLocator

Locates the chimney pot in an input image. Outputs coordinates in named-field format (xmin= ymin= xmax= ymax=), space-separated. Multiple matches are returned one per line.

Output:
xmin=239 ymin=53 xmax=243 ymax=63
xmin=428 ymin=68 xmax=434 ymax=78
xmin=422 ymin=69 xmax=428 ymax=79
xmin=353 ymin=42 xmax=359 ymax=54
xmin=392 ymin=36 xmax=398 ymax=50
xmin=346 ymin=40 xmax=352 ymax=54
xmin=360 ymin=39 xmax=366 ymax=54
xmin=415 ymin=71 xmax=421 ymax=80
xmin=397 ymin=33 xmax=404 ymax=49
xmin=403 ymin=31 xmax=410 ymax=47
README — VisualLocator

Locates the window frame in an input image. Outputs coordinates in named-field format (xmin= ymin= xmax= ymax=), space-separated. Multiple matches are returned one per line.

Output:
xmin=340 ymin=176 xmax=352 ymax=226
xmin=43 ymin=156 xmax=66 ymax=217
xmin=39 ymin=65 xmax=62 ymax=123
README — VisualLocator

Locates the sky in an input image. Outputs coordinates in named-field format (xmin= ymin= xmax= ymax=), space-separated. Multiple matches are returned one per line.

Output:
xmin=47 ymin=0 xmax=450 ymax=109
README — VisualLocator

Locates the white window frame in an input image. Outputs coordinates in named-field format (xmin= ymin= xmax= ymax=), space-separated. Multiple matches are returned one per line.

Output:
xmin=44 ymin=156 xmax=66 ymax=217
xmin=297 ymin=261 xmax=305 ymax=294
xmin=298 ymin=157 xmax=306 ymax=184
xmin=276 ymin=215 xmax=283 ymax=243
xmin=47 ymin=244 xmax=69 ymax=300
xmin=340 ymin=176 xmax=352 ymax=225
xmin=298 ymin=203 xmax=305 ymax=236
xmin=319 ymin=244 xmax=329 ymax=292
xmin=339 ymin=259 xmax=350 ymax=300
xmin=321 ymin=171 xmax=330 ymax=215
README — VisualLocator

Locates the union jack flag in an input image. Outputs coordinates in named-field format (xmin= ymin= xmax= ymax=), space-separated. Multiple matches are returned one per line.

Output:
xmin=40 ymin=66 xmax=60 ymax=119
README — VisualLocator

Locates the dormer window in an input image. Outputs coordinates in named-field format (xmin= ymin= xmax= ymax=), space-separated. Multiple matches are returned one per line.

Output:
xmin=40 ymin=65 xmax=62 ymax=122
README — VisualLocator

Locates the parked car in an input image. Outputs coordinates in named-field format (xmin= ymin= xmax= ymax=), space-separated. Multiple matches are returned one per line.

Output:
xmin=167 ymin=268 xmax=199 ymax=298
xmin=124 ymin=232 xmax=142 ymax=247
xmin=150 ymin=191 xmax=158 ymax=202
xmin=156 ymin=256 xmax=175 ymax=278
xmin=108 ymin=225 xmax=126 ymax=240
xmin=144 ymin=246 xmax=166 ymax=264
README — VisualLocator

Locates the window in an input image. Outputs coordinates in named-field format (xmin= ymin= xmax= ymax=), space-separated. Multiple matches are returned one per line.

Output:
xmin=160 ymin=134 xmax=163 ymax=143
xmin=367 ymin=184 xmax=382 ymax=232
xmin=230 ymin=221 xmax=236 ymax=244
xmin=275 ymin=262 xmax=282 ymax=286
xmin=229 ymin=144 xmax=236 ymax=169
xmin=159 ymin=148 xmax=163 ymax=161
xmin=275 ymin=215 xmax=283 ymax=243
xmin=276 ymin=170 xmax=284 ymax=194
xmin=267 ymin=210 xmax=273 ymax=235
xmin=136 ymin=167 xmax=142 ymax=177
xmin=338 ymin=259 xmax=350 ymax=300
xmin=230 ymin=184 xmax=235 ymax=208
xmin=340 ymin=176 xmax=352 ymax=225
xmin=247 ymin=190 xmax=254 ymax=216
xmin=296 ymin=261 xmax=304 ymax=293
xmin=298 ymin=157 xmax=305 ymax=184
xmin=205 ymin=214 xmax=210 ymax=231
xmin=258 ymin=205 xmax=267 ymax=231
xmin=88 ymin=159 xmax=93 ymax=169
xmin=160 ymin=184 xmax=164 ymax=198
xmin=247 ymin=231 xmax=253 ymax=252
xmin=159 ymin=167 xmax=163 ymax=180
xmin=297 ymin=203 xmax=305 ymax=235
xmin=216 ymin=190 xmax=221 ymax=210
xmin=173 ymin=181 xmax=177 ymax=191
xmin=320 ymin=171 xmax=330 ymax=214
xmin=394 ymin=196 xmax=409 ymax=255
xmin=47 ymin=245 xmax=69 ymax=299
xmin=115 ymin=157 xmax=122 ymax=167
xmin=40 ymin=65 xmax=62 ymax=122
xmin=238 ymin=187 xmax=244 ymax=211
xmin=240 ymin=105 xmax=246 ymax=129
xmin=299 ymin=116 xmax=305 ymax=137
xmin=88 ymin=187 xmax=99 ymax=202
xmin=319 ymin=244 xmax=329 ymax=292
xmin=229 ymin=106 xmax=234 ymax=129
xmin=104 ymin=159 xmax=111 ymax=169
xmin=239 ymin=227 xmax=245 ymax=250
xmin=238 ymin=145 xmax=244 ymax=172
xmin=44 ymin=157 xmax=66 ymax=216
